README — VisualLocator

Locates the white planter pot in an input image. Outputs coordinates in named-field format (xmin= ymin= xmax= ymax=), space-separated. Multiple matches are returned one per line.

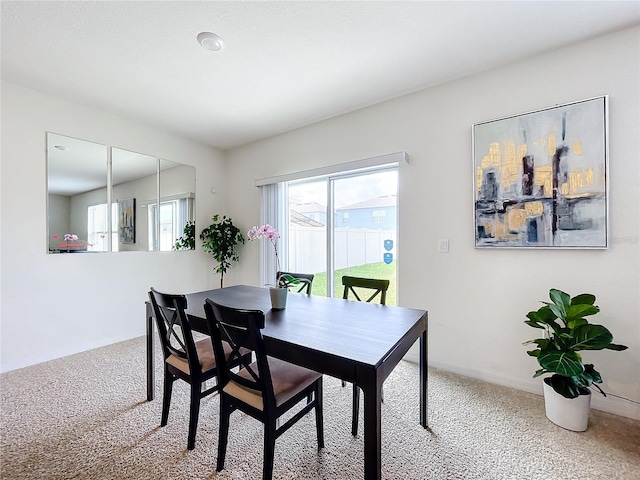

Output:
xmin=542 ymin=378 xmax=591 ymax=431
xmin=269 ymin=287 xmax=288 ymax=309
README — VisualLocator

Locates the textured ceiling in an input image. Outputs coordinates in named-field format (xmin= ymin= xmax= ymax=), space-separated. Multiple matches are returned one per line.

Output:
xmin=2 ymin=1 xmax=639 ymax=150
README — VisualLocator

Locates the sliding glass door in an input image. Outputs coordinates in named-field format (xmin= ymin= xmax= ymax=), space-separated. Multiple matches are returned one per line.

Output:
xmin=287 ymin=167 xmax=398 ymax=303
xmin=287 ymin=178 xmax=328 ymax=294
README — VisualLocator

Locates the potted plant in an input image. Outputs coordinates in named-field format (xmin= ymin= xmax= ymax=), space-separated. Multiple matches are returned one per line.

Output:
xmin=523 ymin=288 xmax=627 ymax=431
xmin=200 ymin=215 xmax=244 ymax=288
xmin=173 ymin=221 xmax=195 ymax=250
xmin=247 ymin=224 xmax=299 ymax=309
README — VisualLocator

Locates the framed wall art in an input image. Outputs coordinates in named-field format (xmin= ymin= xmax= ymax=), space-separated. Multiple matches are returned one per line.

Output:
xmin=473 ymin=96 xmax=608 ymax=248
xmin=118 ymin=198 xmax=136 ymax=244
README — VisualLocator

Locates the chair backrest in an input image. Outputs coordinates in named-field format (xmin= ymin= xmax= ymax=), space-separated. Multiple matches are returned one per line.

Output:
xmin=276 ymin=271 xmax=314 ymax=294
xmin=342 ymin=276 xmax=390 ymax=305
xmin=204 ymin=299 xmax=276 ymax=411
xmin=149 ymin=287 xmax=201 ymax=375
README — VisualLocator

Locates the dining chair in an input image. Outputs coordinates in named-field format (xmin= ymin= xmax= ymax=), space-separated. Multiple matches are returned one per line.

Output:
xmin=341 ymin=275 xmax=390 ymax=436
xmin=276 ymin=271 xmax=314 ymax=294
xmin=148 ymin=288 xmax=251 ymax=450
xmin=204 ymin=298 xmax=324 ymax=480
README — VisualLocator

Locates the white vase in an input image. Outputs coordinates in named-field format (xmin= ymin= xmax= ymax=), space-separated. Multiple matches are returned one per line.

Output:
xmin=269 ymin=287 xmax=288 ymax=309
xmin=542 ymin=378 xmax=591 ymax=431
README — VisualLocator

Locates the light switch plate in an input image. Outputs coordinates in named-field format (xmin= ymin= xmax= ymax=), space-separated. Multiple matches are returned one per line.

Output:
xmin=438 ymin=238 xmax=449 ymax=253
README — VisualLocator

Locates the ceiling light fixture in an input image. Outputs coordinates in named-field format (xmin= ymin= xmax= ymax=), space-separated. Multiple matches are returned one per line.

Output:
xmin=197 ymin=32 xmax=224 ymax=52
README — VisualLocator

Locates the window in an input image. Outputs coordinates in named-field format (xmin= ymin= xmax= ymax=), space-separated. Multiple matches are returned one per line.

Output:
xmin=342 ymin=212 xmax=349 ymax=225
xmin=372 ymin=209 xmax=386 ymax=224
xmin=147 ymin=196 xmax=193 ymax=251
xmin=257 ymin=151 xmax=405 ymax=302
xmin=87 ymin=203 xmax=118 ymax=252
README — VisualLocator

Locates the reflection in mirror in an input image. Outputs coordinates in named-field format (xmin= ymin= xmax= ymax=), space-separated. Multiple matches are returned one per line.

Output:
xmin=47 ymin=133 xmax=108 ymax=253
xmin=158 ymin=159 xmax=196 ymax=251
xmin=111 ymin=148 xmax=157 ymax=252
xmin=46 ymin=133 xmax=196 ymax=253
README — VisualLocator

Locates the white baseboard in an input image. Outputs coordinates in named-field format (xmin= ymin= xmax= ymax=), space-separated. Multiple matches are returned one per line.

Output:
xmin=402 ymin=352 xmax=640 ymax=421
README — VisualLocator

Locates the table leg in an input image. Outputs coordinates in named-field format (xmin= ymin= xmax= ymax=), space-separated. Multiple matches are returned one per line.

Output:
xmin=362 ymin=376 xmax=382 ymax=480
xmin=420 ymin=326 xmax=428 ymax=428
xmin=146 ymin=304 xmax=155 ymax=401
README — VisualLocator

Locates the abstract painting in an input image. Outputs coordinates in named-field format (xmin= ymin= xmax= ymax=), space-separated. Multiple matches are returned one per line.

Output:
xmin=118 ymin=198 xmax=136 ymax=244
xmin=473 ymin=96 xmax=608 ymax=248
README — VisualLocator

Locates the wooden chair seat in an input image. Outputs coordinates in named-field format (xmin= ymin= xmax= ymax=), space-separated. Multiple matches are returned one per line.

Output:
xmin=224 ymin=357 xmax=322 ymax=411
xmin=166 ymin=339 xmax=248 ymax=375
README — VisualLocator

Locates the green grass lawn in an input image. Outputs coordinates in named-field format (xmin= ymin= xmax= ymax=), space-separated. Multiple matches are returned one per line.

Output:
xmin=310 ymin=262 xmax=397 ymax=305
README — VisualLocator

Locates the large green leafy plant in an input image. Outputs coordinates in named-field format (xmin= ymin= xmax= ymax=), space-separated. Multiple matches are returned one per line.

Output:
xmin=524 ymin=288 xmax=627 ymax=399
xmin=200 ymin=215 xmax=245 ymax=288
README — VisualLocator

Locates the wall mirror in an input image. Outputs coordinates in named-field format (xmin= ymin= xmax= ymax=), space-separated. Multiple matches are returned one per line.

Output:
xmin=47 ymin=133 xmax=196 ymax=253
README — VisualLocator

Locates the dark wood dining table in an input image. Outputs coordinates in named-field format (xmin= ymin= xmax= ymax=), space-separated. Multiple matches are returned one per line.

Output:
xmin=145 ymin=284 xmax=428 ymax=480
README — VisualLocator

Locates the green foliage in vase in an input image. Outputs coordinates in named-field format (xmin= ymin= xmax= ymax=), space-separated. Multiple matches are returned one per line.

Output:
xmin=199 ymin=215 xmax=245 ymax=288
xmin=523 ymin=288 xmax=627 ymax=399
xmin=173 ymin=221 xmax=195 ymax=251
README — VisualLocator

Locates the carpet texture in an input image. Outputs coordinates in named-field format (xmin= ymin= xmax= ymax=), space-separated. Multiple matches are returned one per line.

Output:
xmin=1 ymin=336 xmax=638 ymax=479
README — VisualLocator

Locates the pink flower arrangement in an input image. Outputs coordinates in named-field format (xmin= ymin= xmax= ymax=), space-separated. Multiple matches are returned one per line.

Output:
xmin=248 ymin=224 xmax=281 ymax=273
xmin=247 ymin=224 xmax=279 ymax=243
xmin=58 ymin=233 xmax=89 ymax=252
xmin=247 ymin=224 xmax=297 ymax=288
xmin=247 ymin=223 xmax=300 ymax=288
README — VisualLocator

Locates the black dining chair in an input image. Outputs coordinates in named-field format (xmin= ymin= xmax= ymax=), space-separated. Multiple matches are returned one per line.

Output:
xmin=276 ymin=271 xmax=314 ymax=294
xmin=341 ymin=275 xmax=390 ymax=436
xmin=148 ymin=288 xmax=251 ymax=450
xmin=204 ymin=298 xmax=324 ymax=480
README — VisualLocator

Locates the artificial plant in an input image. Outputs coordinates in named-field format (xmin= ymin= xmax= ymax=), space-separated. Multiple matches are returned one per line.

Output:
xmin=523 ymin=288 xmax=627 ymax=399
xmin=200 ymin=215 xmax=244 ymax=288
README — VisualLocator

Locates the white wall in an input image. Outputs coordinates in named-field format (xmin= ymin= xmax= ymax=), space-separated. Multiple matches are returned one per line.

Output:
xmin=0 ymin=82 xmax=230 ymax=372
xmin=225 ymin=27 xmax=640 ymax=419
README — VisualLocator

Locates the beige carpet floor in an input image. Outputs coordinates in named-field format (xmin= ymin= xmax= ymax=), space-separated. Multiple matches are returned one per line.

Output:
xmin=1 ymin=336 xmax=639 ymax=480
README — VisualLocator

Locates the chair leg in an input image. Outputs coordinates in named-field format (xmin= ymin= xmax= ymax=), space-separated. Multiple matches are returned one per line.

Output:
xmin=314 ymin=380 xmax=324 ymax=449
xmin=351 ymin=384 xmax=360 ymax=436
xmin=187 ymin=382 xmax=201 ymax=450
xmin=161 ymin=370 xmax=174 ymax=427
xmin=263 ymin=419 xmax=277 ymax=480
xmin=217 ymin=399 xmax=230 ymax=472
xmin=341 ymin=380 xmax=346 ymax=387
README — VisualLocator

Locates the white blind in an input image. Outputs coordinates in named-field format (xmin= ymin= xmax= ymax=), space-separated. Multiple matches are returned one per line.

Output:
xmin=259 ymin=182 xmax=288 ymax=286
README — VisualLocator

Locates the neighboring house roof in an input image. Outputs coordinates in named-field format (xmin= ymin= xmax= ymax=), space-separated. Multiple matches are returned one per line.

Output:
xmin=290 ymin=209 xmax=324 ymax=227
xmin=336 ymin=195 xmax=397 ymax=211
xmin=290 ymin=202 xmax=326 ymax=214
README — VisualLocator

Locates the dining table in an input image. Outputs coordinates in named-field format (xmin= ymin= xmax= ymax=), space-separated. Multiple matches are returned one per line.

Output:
xmin=145 ymin=284 xmax=428 ymax=480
